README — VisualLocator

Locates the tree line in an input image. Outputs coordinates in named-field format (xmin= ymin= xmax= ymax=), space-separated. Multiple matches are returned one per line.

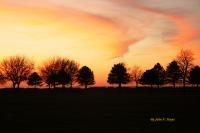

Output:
xmin=0 ymin=57 xmax=95 ymax=89
xmin=0 ymin=49 xmax=199 ymax=89
xmin=107 ymin=49 xmax=200 ymax=88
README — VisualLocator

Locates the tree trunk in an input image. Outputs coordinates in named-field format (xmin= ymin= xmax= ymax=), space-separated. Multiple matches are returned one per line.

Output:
xmin=35 ymin=84 xmax=37 ymax=89
xmin=183 ymin=71 xmax=186 ymax=88
xmin=119 ymin=83 xmax=122 ymax=88
xmin=136 ymin=82 xmax=138 ymax=88
xmin=17 ymin=83 xmax=20 ymax=88
xmin=157 ymin=84 xmax=159 ymax=88
xmin=13 ymin=83 xmax=16 ymax=89
xmin=85 ymin=84 xmax=87 ymax=89
xmin=53 ymin=83 xmax=56 ymax=89
xmin=70 ymin=82 xmax=73 ymax=89
xmin=173 ymin=82 xmax=176 ymax=88
xmin=150 ymin=84 xmax=153 ymax=88
xmin=183 ymin=79 xmax=186 ymax=88
xmin=62 ymin=84 xmax=65 ymax=88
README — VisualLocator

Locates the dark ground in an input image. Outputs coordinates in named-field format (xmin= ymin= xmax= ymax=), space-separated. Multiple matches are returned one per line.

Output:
xmin=0 ymin=87 xmax=200 ymax=133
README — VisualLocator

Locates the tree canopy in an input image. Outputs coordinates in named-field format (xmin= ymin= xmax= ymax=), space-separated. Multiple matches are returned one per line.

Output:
xmin=166 ymin=60 xmax=181 ymax=88
xmin=176 ymin=49 xmax=194 ymax=87
xmin=40 ymin=57 xmax=79 ymax=89
xmin=0 ymin=56 xmax=33 ymax=88
xmin=189 ymin=66 xmax=200 ymax=87
xmin=77 ymin=66 xmax=95 ymax=89
xmin=140 ymin=63 xmax=165 ymax=88
xmin=107 ymin=63 xmax=131 ymax=88
xmin=27 ymin=72 xmax=43 ymax=88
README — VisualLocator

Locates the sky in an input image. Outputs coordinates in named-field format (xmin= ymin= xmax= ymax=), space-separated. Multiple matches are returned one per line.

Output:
xmin=0 ymin=0 xmax=200 ymax=86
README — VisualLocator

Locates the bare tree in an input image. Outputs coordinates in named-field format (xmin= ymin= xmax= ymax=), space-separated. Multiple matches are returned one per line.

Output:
xmin=66 ymin=60 xmax=79 ymax=88
xmin=0 ymin=56 xmax=34 ymax=88
xmin=40 ymin=57 xmax=79 ymax=89
xmin=0 ymin=72 xmax=6 ymax=85
xmin=40 ymin=57 xmax=66 ymax=89
xmin=131 ymin=66 xmax=143 ymax=88
xmin=176 ymin=49 xmax=194 ymax=88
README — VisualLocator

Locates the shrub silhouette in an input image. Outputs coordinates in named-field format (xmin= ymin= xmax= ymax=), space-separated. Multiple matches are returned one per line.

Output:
xmin=166 ymin=60 xmax=181 ymax=88
xmin=27 ymin=72 xmax=43 ymax=88
xmin=0 ymin=56 xmax=33 ymax=88
xmin=140 ymin=63 xmax=165 ymax=88
xmin=107 ymin=63 xmax=131 ymax=88
xmin=189 ymin=66 xmax=200 ymax=87
xmin=77 ymin=66 xmax=95 ymax=89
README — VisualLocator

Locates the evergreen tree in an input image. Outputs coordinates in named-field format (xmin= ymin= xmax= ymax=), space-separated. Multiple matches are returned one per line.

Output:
xmin=140 ymin=63 xmax=165 ymax=88
xmin=166 ymin=61 xmax=181 ymax=88
xmin=189 ymin=66 xmax=200 ymax=87
xmin=77 ymin=66 xmax=95 ymax=89
xmin=27 ymin=72 xmax=42 ymax=88
xmin=107 ymin=63 xmax=131 ymax=88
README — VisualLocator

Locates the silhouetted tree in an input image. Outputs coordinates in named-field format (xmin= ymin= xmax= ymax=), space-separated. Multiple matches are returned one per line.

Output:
xmin=176 ymin=49 xmax=194 ymax=88
xmin=27 ymin=72 xmax=42 ymax=88
xmin=140 ymin=69 xmax=154 ymax=88
xmin=40 ymin=57 xmax=77 ymax=89
xmin=0 ymin=56 xmax=33 ymax=88
xmin=131 ymin=66 xmax=143 ymax=88
xmin=152 ymin=63 xmax=165 ymax=88
xmin=0 ymin=72 xmax=6 ymax=85
xmin=77 ymin=66 xmax=95 ymax=89
xmin=66 ymin=60 xmax=79 ymax=88
xmin=57 ymin=68 xmax=71 ymax=88
xmin=166 ymin=60 xmax=181 ymax=88
xmin=40 ymin=57 xmax=60 ymax=89
xmin=46 ymin=71 xmax=57 ymax=89
xmin=140 ymin=63 xmax=165 ymax=88
xmin=189 ymin=66 xmax=200 ymax=87
xmin=107 ymin=63 xmax=131 ymax=88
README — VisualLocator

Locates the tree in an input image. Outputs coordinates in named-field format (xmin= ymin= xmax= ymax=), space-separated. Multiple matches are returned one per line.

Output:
xmin=77 ymin=66 xmax=95 ymax=89
xmin=40 ymin=57 xmax=60 ymax=89
xmin=57 ymin=68 xmax=71 ymax=88
xmin=166 ymin=60 xmax=181 ymax=88
xmin=40 ymin=57 xmax=79 ymax=89
xmin=140 ymin=69 xmax=154 ymax=88
xmin=176 ymin=49 xmax=194 ymax=88
xmin=65 ymin=60 xmax=79 ymax=88
xmin=189 ymin=66 xmax=200 ymax=87
xmin=0 ymin=72 xmax=6 ymax=85
xmin=152 ymin=63 xmax=165 ymax=88
xmin=131 ymin=66 xmax=143 ymax=88
xmin=107 ymin=63 xmax=131 ymax=88
xmin=140 ymin=63 xmax=165 ymax=88
xmin=27 ymin=72 xmax=42 ymax=88
xmin=0 ymin=56 xmax=33 ymax=88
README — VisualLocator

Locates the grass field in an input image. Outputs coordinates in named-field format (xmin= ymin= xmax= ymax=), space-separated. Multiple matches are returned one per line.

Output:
xmin=0 ymin=87 xmax=200 ymax=132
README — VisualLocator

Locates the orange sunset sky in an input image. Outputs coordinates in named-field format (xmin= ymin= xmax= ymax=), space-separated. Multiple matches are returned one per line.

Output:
xmin=0 ymin=0 xmax=200 ymax=86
